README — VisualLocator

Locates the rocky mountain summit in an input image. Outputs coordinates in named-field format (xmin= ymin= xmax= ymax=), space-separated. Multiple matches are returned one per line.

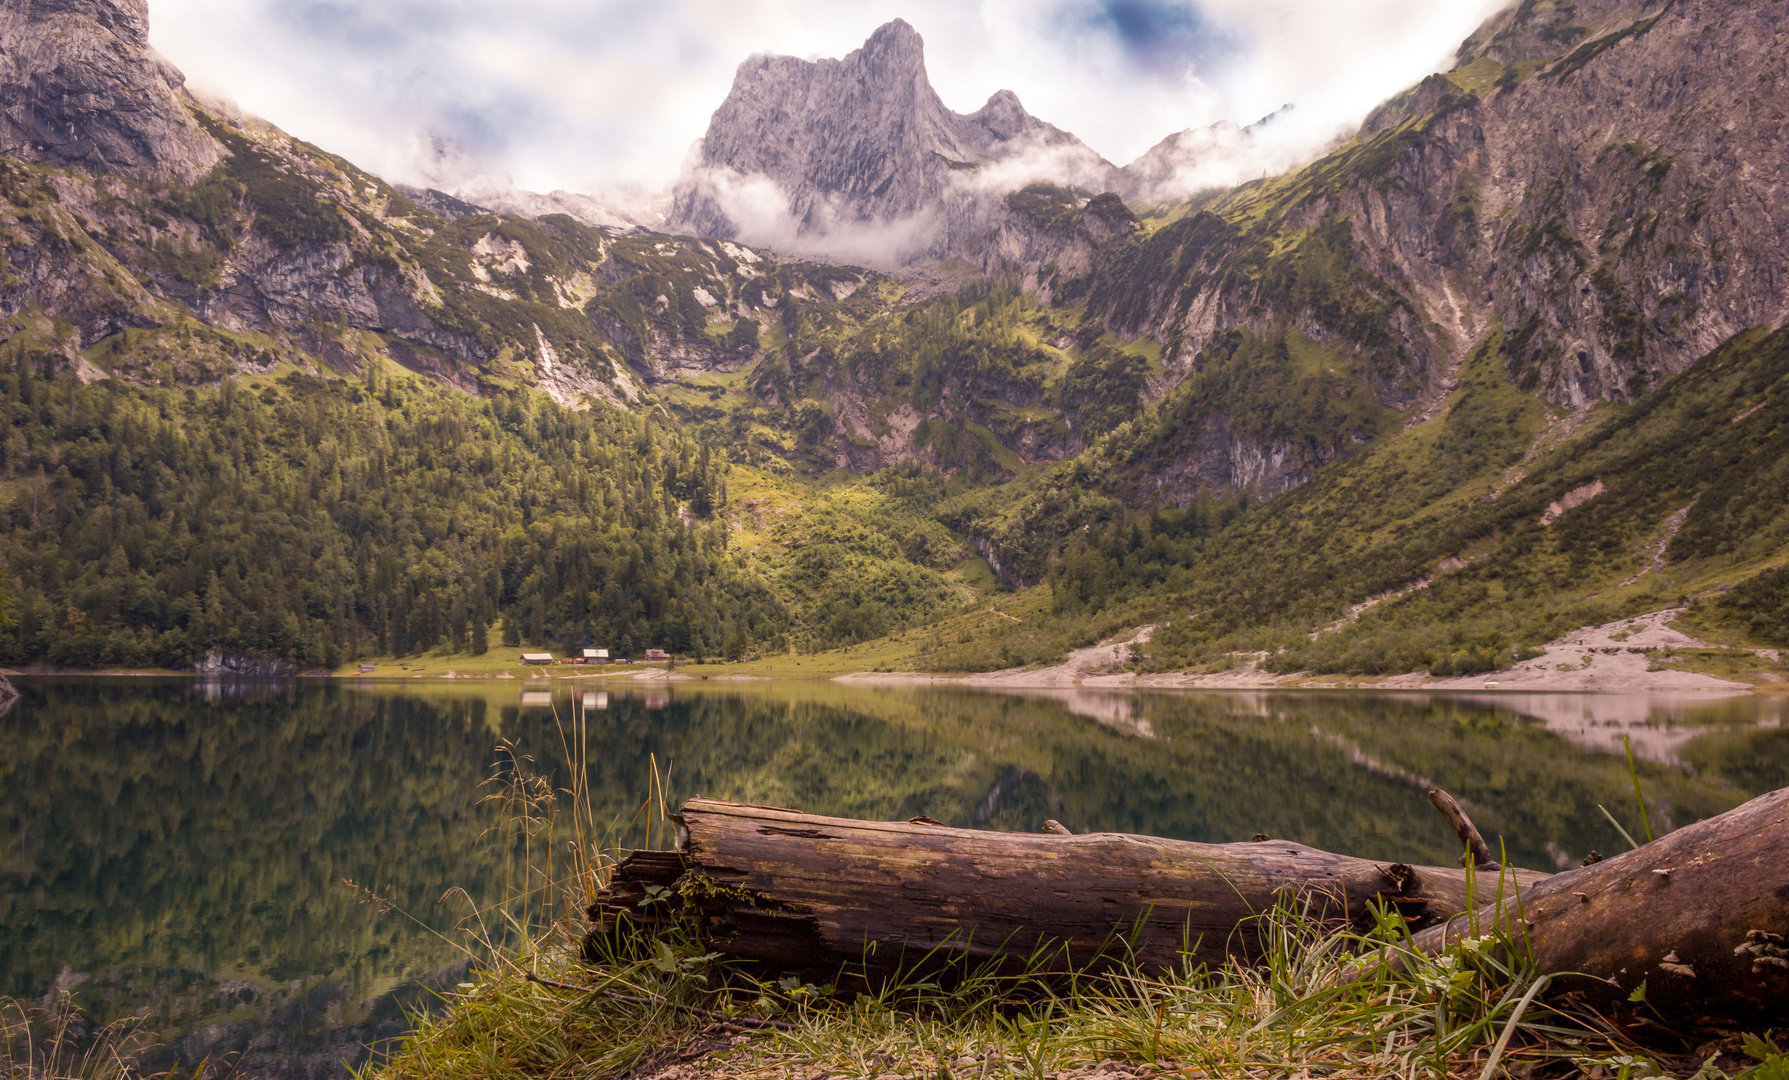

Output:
xmin=664 ymin=21 xmax=1305 ymax=269
xmin=667 ymin=19 xmax=1119 ymax=265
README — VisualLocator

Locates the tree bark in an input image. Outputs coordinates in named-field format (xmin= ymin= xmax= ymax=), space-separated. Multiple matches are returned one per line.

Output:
xmin=1409 ymin=785 xmax=1789 ymax=1030
xmin=589 ymin=798 xmax=1548 ymax=978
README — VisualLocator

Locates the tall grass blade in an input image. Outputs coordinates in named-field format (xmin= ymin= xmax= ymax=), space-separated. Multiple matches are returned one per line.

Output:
xmin=1622 ymin=735 xmax=1654 ymax=844
xmin=1596 ymin=804 xmax=1640 ymax=851
xmin=1476 ymin=974 xmax=1550 ymax=1080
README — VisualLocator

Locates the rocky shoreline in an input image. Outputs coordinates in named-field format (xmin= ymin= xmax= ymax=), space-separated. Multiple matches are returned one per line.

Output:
xmin=836 ymin=610 xmax=1781 ymax=695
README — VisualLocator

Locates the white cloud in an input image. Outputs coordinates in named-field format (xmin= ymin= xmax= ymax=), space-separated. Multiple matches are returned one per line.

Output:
xmin=687 ymin=166 xmax=943 ymax=267
xmin=146 ymin=0 xmax=1508 ymax=202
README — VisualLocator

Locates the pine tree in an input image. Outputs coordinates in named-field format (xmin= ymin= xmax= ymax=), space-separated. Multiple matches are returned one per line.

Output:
xmin=450 ymin=592 xmax=468 ymax=653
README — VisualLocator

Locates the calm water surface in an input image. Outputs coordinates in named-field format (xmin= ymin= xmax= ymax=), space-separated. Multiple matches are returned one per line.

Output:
xmin=4 ymin=678 xmax=1785 ymax=1077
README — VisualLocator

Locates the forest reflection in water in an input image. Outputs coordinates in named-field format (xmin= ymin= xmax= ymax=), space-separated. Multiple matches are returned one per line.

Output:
xmin=2 ymin=678 xmax=1783 ymax=1078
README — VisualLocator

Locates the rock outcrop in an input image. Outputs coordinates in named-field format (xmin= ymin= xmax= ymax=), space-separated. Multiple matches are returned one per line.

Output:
xmin=0 ymin=0 xmax=795 ymax=407
xmin=1062 ymin=0 xmax=1789 ymax=506
xmin=1096 ymin=0 xmax=1789 ymax=411
xmin=1459 ymin=0 xmax=1789 ymax=405
xmin=667 ymin=19 xmax=1119 ymax=265
xmin=0 ymin=0 xmax=219 ymax=181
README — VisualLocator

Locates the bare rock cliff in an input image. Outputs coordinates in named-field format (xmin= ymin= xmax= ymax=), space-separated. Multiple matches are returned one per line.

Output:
xmin=0 ymin=0 xmax=219 ymax=181
xmin=1464 ymin=0 xmax=1789 ymax=404
xmin=667 ymin=19 xmax=1118 ymax=264
xmin=1095 ymin=0 xmax=1789 ymax=412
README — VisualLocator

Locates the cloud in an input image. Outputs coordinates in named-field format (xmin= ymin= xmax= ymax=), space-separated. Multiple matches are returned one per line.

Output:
xmin=1114 ymin=107 xmax=1352 ymax=204
xmin=146 ymin=0 xmax=1508 ymax=203
xmin=1056 ymin=0 xmax=1241 ymax=82
xmin=954 ymin=135 xmax=1121 ymax=198
xmin=680 ymin=164 xmax=942 ymax=268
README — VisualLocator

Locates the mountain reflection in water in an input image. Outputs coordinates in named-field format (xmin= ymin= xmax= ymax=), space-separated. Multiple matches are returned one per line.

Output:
xmin=2 ymin=679 xmax=1783 ymax=1078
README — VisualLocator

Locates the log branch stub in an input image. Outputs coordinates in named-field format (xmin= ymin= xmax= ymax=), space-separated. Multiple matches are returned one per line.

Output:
xmin=1042 ymin=820 xmax=1073 ymax=836
xmin=1428 ymin=787 xmax=1500 ymax=870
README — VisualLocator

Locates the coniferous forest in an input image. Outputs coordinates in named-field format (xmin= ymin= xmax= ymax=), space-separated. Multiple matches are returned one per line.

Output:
xmin=0 ymin=358 xmax=779 ymax=669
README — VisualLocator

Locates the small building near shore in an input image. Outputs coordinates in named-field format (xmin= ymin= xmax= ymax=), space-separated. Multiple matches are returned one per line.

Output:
xmin=520 ymin=652 xmax=555 ymax=665
xmin=583 ymin=648 xmax=609 ymax=663
xmin=643 ymin=648 xmax=670 ymax=663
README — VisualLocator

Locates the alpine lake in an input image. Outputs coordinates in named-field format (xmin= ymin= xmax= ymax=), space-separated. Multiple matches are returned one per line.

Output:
xmin=4 ymin=677 xmax=1786 ymax=1079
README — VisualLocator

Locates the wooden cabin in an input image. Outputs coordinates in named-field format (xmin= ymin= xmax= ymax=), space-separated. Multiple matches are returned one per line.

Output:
xmin=643 ymin=648 xmax=670 ymax=663
xmin=520 ymin=652 xmax=555 ymax=665
xmin=583 ymin=648 xmax=609 ymax=664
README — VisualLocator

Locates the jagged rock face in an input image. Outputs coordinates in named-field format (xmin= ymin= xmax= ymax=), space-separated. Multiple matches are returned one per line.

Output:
xmin=1325 ymin=0 xmax=1789 ymax=407
xmin=1095 ymin=0 xmax=1789 ymax=417
xmin=0 ymin=0 xmax=220 ymax=182
xmin=1049 ymin=0 xmax=1789 ymax=505
xmin=1468 ymin=0 xmax=1789 ymax=404
xmin=667 ymin=19 xmax=1118 ymax=264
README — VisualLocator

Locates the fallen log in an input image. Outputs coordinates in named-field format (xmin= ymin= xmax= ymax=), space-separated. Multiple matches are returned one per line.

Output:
xmin=1410 ymin=784 xmax=1789 ymax=1030
xmin=589 ymin=798 xmax=1549 ymax=978
xmin=589 ymin=789 xmax=1789 ymax=1029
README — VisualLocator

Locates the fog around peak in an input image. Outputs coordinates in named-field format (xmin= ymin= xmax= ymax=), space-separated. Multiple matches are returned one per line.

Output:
xmin=150 ymin=0 xmax=1506 ymax=209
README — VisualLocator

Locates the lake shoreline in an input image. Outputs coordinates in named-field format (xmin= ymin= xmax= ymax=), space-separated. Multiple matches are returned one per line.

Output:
xmin=5 ymin=606 xmax=1782 ymax=695
xmin=837 ymin=609 xmax=1783 ymax=696
xmin=834 ymin=669 xmax=1769 ymax=694
xmin=2 ymin=665 xmax=1774 ymax=695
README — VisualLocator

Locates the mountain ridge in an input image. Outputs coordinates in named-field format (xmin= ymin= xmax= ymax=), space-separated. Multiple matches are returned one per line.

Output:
xmin=0 ymin=0 xmax=1787 ymax=684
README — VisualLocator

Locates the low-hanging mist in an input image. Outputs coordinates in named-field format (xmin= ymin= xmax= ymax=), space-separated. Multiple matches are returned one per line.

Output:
xmin=145 ymin=0 xmax=1506 ymax=214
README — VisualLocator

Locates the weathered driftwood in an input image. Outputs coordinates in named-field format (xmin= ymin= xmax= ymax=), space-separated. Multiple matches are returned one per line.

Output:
xmin=1411 ymin=785 xmax=1789 ymax=1030
xmin=590 ymin=798 xmax=1549 ymax=978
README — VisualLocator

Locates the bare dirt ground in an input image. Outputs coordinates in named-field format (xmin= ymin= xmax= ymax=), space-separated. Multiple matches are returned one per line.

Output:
xmin=1385 ymin=609 xmax=1757 ymax=693
xmin=838 ymin=611 xmax=1770 ymax=694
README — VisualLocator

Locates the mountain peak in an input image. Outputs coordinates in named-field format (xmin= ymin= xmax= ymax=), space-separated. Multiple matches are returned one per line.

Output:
xmin=839 ymin=18 xmax=931 ymax=100
xmin=970 ymin=90 xmax=1032 ymax=139
xmin=862 ymin=18 xmax=924 ymax=65
xmin=666 ymin=21 xmax=1116 ymax=265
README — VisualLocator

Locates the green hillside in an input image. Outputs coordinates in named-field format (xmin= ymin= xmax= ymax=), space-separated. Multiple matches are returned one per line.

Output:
xmin=2 ymin=10 xmax=1788 ymax=678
